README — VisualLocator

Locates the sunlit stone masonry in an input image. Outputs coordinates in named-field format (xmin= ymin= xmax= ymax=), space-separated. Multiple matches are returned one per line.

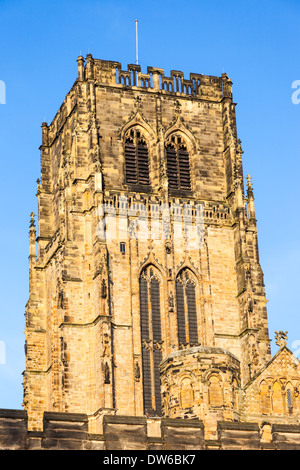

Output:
xmin=11 ymin=54 xmax=300 ymax=450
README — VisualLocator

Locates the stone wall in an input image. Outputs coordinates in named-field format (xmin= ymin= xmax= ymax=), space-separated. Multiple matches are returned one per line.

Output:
xmin=1 ymin=409 xmax=300 ymax=450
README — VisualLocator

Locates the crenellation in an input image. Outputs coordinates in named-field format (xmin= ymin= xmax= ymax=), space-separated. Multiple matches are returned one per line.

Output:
xmin=78 ymin=55 xmax=230 ymax=102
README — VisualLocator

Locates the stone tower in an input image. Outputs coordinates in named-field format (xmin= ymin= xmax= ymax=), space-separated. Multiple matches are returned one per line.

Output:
xmin=23 ymin=54 xmax=273 ymax=434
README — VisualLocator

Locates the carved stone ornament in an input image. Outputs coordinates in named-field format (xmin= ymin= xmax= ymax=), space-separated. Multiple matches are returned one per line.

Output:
xmin=165 ymin=241 xmax=172 ymax=254
xmin=104 ymin=362 xmax=110 ymax=384
xmin=134 ymin=362 xmax=140 ymax=381
xmin=275 ymin=331 xmax=288 ymax=349
xmin=101 ymin=279 xmax=107 ymax=299
xmin=30 ymin=212 xmax=35 ymax=228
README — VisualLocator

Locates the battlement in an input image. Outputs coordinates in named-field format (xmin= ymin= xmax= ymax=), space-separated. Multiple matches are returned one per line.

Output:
xmin=77 ymin=54 xmax=232 ymax=101
xmin=42 ymin=54 xmax=233 ymax=147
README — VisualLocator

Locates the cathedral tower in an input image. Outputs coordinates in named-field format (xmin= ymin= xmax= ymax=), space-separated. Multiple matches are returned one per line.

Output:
xmin=23 ymin=55 xmax=271 ymax=433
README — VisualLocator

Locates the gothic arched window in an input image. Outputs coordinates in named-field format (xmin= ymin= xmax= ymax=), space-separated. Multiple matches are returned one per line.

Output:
xmin=272 ymin=381 xmax=284 ymax=414
xmin=176 ymin=269 xmax=198 ymax=348
xmin=139 ymin=266 xmax=163 ymax=415
xmin=180 ymin=377 xmax=194 ymax=409
xmin=208 ymin=374 xmax=224 ymax=407
xmin=232 ymin=378 xmax=239 ymax=411
xmin=260 ymin=380 xmax=271 ymax=414
xmin=124 ymin=128 xmax=150 ymax=185
xmin=165 ymin=135 xmax=191 ymax=190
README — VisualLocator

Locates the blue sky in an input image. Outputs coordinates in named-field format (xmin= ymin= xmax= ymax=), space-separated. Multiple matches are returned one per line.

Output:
xmin=0 ymin=0 xmax=299 ymax=409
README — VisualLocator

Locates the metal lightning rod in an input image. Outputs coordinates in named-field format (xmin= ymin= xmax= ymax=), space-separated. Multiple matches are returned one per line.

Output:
xmin=135 ymin=19 xmax=138 ymax=65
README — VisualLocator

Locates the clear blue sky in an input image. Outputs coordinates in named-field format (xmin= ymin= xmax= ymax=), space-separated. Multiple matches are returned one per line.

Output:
xmin=0 ymin=0 xmax=299 ymax=409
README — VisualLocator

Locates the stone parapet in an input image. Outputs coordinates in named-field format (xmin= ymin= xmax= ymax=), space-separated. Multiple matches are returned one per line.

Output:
xmin=0 ymin=409 xmax=300 ymax=450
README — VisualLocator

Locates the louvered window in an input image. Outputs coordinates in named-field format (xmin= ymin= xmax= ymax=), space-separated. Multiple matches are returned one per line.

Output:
xmin=176 ymin=269 xmax=198 ymax=348
xmin=166 ymin=135 xmax=191 ymax=190
xmin=125 ymin=129 xmax=150 ymax=185
xmin=176 ymin=280 xmax=186 ymax=344
xmin=186 ymin=283 xmax=198 ymax=345
xmin=139 ymin=266 xmax=163 ymax=415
